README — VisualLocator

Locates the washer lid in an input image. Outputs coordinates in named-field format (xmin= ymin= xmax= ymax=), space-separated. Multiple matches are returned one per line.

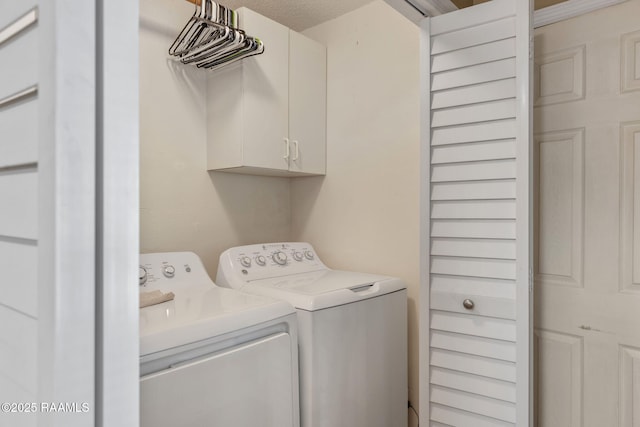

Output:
xmin=241 ymin=270 xmax=407 ymax=311
xmin=139 ymin=284 xmax=294 ymax=357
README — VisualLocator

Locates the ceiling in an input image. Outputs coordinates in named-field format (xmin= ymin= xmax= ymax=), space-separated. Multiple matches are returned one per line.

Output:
xmin=217 ymin=0 xmax=570 ymax=31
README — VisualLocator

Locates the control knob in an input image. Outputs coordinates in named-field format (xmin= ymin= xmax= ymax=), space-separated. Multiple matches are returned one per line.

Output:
xmin=256 ymin=255 xmax=267 ymax=266
xmin=139 ymin=266 xmax=148 ymax=285
xmin=293 ymin=251 xmax=303 ymax=262
xmin=273 ymin=251 xmax=288 ymax=265
xmin=240 ymin=256 xmax=252 ymax=268
xmin=162 ymin=264 xmax=175 ymax=278
xmin=304 ymin=250 xmax=314 ymax=260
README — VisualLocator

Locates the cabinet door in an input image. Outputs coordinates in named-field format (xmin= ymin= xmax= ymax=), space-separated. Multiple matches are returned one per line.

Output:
xmin=288 ymin=31 xmax=326 ymax=175
xmin=241 ymin=9 xmax=290 ymax=171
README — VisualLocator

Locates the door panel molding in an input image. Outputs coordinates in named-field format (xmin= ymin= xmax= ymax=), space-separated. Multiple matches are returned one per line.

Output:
xmin=534 ymin=128 xmax=585 ymax=288
xmin=620 ymin=121 xmax=640 ymax=293
xmin=619 ymin=345 xmax=640 ymax=426
xmin=534 ymin=329 xmax=583 ymax=427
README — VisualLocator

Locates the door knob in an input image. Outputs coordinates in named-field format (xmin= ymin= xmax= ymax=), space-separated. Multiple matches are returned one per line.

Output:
xmin=463 ymin=299 xmax=475 ymax=310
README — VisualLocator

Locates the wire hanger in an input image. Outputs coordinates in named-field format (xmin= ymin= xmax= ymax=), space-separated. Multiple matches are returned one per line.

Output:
xmin=169 ymin=0 xmax=264 ymax=70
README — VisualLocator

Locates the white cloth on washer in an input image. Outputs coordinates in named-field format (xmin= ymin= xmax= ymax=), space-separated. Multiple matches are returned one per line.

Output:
xmin=140 ymin=290 xmax=175 ymax=308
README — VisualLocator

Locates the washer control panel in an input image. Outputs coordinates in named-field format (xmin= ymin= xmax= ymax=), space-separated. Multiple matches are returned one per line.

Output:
xmin=219 ymin=242 xmax=326 ymax=283
xmin=139 ymin=251 xmax=212 ymax=292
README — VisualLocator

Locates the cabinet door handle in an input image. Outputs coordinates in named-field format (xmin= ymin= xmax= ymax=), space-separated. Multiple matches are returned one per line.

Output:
xmin=292 ymin=140 xmax=299 ymax=161
xmin=283 ymin=138 xmax=290 ymax=160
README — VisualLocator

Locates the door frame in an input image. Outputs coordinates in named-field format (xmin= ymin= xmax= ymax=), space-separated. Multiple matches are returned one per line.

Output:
xmin=95 ymin=0 xmax=140 ymax=425
xmin=515 ymin=2 xmax=534 ymax=425
xmin=37 ymin=1 xmax=139 ymax=425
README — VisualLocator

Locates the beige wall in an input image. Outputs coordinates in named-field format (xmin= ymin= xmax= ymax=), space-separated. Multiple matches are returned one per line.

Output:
xmin=139 ymin=0 xmax=291 ymax=278
xmin=293 ymin=0 xmax=421 ymax=411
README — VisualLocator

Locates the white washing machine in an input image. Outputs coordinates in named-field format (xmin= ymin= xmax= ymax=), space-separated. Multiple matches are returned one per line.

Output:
xmin=139 ymin=251 xmax=300 ymax=427
xmin=216 ymin=242 xmax=408 ymax=427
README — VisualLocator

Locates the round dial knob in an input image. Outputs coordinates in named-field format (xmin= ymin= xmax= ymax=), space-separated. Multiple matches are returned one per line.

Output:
xmin=273 ymin=251 xmax=288 ymax=265
xmin=240 ymin=256 xmax=252 ymax=268
xmin=304 ymin=250 xmax=314 ymax=260
xmin=256 ymin=255 xmax=266 ymax=266
xmin=162 ymin=265 xmax=176 ymax=278
xmin=139 ymin=266 xmax=148 ymax=286
xmin=293 ymin=251 xmax=303 ymax=261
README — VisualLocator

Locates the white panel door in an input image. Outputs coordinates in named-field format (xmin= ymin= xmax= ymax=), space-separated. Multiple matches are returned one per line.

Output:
xmin=420 ymin=1 xmax=532 ymax=425
xmin=533 ymin=1 xmax=640 ymax=425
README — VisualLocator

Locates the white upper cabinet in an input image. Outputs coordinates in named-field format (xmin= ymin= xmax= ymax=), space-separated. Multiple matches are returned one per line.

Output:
xmin=207 ymin=8 xmax=327 ymax=176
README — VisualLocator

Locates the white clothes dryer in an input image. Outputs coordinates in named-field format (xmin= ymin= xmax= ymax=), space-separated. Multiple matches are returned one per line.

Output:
xmin=216 ymin=242 xmax=408 ymax=427
xmin=139 ymin=251 xmax=300 ymax=427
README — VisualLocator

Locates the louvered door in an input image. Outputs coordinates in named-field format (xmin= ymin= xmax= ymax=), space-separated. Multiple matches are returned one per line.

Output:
xmin=420 ymin=1 xmax=532 ymax=426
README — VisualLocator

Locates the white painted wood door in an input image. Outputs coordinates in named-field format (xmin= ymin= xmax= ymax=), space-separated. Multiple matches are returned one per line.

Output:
xmin=533 ymin=1 xmax=640 ymax=425
xmin=420 ymin=0 xmax=532 ymax=425
xmin=0 ymin=6 xmax=44 ymax=427
xmin=0 ymin=1 xmax=138 ymax=426
xmin=0 ymin=2 xmax=98 ymax=426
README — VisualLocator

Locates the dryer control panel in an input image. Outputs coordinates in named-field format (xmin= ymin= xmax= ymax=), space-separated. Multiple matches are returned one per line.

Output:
xmin=139 ymin=251 xmax=213 ymax=292
xmin=217 ymin=242 xmax=327 ymax=287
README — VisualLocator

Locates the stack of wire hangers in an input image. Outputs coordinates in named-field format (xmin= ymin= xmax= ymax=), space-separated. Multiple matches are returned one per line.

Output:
xmin=169 ymin=0 xmax=264 ymax=70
